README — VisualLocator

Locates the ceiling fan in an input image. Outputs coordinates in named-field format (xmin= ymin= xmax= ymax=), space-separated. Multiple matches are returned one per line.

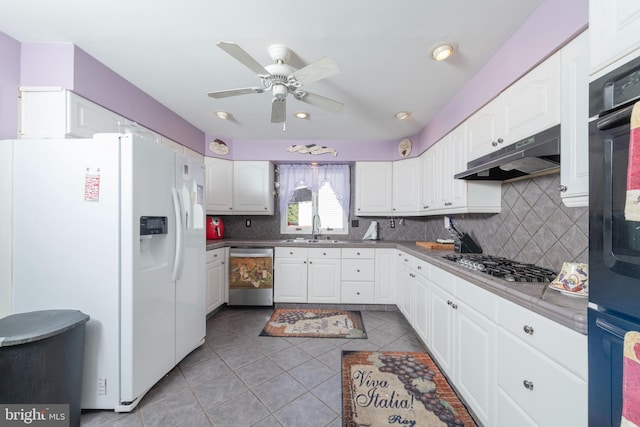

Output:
xmin=207 ymin=41 xmax=344 ymax=124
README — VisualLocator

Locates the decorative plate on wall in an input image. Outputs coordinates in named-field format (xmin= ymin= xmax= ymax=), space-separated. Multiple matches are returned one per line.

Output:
xmin=209 ymin=138 xmax=229 ymax=155
xmin=398 ymin=138 xmax=412 ymax=158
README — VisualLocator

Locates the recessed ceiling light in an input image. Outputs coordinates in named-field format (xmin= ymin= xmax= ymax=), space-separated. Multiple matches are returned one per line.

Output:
xmin=216 ymin=111 xmax=230 ymax=120
xmin=395 ymin=111 xmax=411 ymax=120
xmin=431 ymin=44 xmax=454 ymax=61
xmin=294 ymin=112 xmax=309 ymax=119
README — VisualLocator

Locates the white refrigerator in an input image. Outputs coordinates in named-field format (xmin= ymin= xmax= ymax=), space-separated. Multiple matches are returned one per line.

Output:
xmin=4 ymin=134 xmax=206 ymax=411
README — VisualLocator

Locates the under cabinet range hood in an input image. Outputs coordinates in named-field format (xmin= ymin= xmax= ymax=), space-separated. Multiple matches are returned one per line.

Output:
xmin=455 ymin=124 xmax=561 ymax=181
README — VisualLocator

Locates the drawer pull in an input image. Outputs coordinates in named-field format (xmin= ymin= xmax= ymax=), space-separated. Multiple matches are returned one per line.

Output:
xmin=357 ymin=269 xmax=361 ymax=273
xmin=451 ymin=303 xmax=458 ymax=310
xmin=289 ymin=252 xmax=293 ymax=255
xmin=357 ymin=252 xmax=361 ymax=255
xmin=309 ymin=261 xmax=313 ymax=264
xmin=523 ymin=380 xmax=534 ymax=390
xmin=523 ymin=325 xmax=534 ymax=335
xmin=417 ymin=265 xmax=422 ymax=269
xmin=447 ymin=300 xmax=453 ymax=306
xmin=356 ymin=292 xmax=360 ymax=295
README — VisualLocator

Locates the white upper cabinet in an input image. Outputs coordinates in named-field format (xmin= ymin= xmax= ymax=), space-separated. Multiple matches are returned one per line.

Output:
xmin=204 ymin=159 xmax=274 ymax=215
xmin=467 ymin=52 xmax=561 ymax=162
xmin=392 ymin=157 xmax=421 ymax=215
xmin=420 ymin=146 xmax=439 ymax=212
xmin=205 ymin=157 xmax=233 ymax=213
xmin=355 ymin=162 xmax=393 ymax=215
xmin=420 ymin=124 xmax=501 ymax=216
xmin=233 ymin=161 xmax=274 ymax=214
xmin=590 ymin=0 xmax=640 ymax=74
xmin=560 ymin=31 xmax=589 ymax=207
xmin=467 ymin=97 xmax=503 ymax=160
xmin=500 ymin=52 xmax=561 ymax=145
xmin=20 ymin=88 xmax=130 ymax=139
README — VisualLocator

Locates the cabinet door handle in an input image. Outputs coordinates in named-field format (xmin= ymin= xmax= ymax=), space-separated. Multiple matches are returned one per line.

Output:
xmin=309 ymin=261 xmax=312 ymax=264
xmin=558 ymin=185 xmax=568 ymax=192
xmin=451 ymin=303 xmax=458 ymax=309
xmin=523 ymin=380 xmax=534 ymax=390
xmin=303 ymin=261 xmax=307 ymax=264
xmin=323 ymin=252 xmax=327 ymax=255
xmin=357 ymin=252 xmax=361 ymax=255
xmin=523 ymin=325 xmax=534 ymax=335
xmin=357 ymin=269 xmax=361 ymax=273
xmin=417 ymin=265 xmax=422 ymax=269
xmin=447 ymin=300 xmax=453 ymax=306
xmin=356 ymin=292 xmax=360 ymax=295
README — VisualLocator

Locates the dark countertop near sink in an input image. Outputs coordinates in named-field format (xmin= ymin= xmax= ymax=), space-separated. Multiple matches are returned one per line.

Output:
xmin=207 ymin=239 xmax=588 ymax=335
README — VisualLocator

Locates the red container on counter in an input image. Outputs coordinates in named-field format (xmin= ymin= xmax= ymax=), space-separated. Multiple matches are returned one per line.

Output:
xmin=206 ymin=216 xmax=224 ymax=240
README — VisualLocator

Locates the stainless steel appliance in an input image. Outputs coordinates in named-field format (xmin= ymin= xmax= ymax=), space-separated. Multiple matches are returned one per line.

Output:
xmin=442 ymin=254 xmax=557 ymax=282
xmin=588 ymin=53 xmax=640 ymax=426
xmin=228 ymin=247 xmax=274 ymax=306
xmin=454 ymin=124 xmax=561 ymax=181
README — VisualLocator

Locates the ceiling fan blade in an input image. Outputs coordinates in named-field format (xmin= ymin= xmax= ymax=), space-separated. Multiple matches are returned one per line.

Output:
xmin=217 ymin=41 xmax=271 ymax=77
xmin=292 ymin=57 xmax=340 ymax=85
xmin=271 ymin=99 xmax=286 ymax=123
xmin=207 ymin=87 xmax=265 ymax=98
xmin=295 ymin=91 xmax=344 ymax=113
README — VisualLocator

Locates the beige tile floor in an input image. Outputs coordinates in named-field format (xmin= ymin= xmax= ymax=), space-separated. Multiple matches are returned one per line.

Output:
xmin=80 ymin=307 xmax=427 ymax=427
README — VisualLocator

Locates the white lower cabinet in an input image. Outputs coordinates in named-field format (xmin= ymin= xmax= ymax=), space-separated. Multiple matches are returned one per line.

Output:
xmin=274 ymin=247 xmax=341 ymax=303
xmin=496 ymin=298 xmax=587 ymax=427
xmin=274 ymin=247 xmax=308 ymax=303
xmin=341 ymin=248 xmax=375 ymax=304
xmin=308 ymin=248 xmax=341 ymax=303
xmin=426 ymin=266 xmax=497 ymax=427
xmin=206 ymin=248 xmax=227 ymax=314
xmin=374 ymin=248 xmax=397 ymax=304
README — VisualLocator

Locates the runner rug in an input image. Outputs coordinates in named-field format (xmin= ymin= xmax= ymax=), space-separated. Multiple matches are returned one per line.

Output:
xmin=342 ymin=350 xmax=478 ymax=426
xmin=259 ymin=308 xmax=367 ymax=338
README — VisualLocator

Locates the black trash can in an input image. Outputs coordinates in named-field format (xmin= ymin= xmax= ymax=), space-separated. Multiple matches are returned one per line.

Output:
xmin=0 ymin=310 xmax=90 ymax=427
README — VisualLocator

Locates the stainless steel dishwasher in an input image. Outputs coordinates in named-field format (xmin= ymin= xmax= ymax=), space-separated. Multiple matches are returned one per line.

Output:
xmin=228 ymin=247 xmax=274 ymax=306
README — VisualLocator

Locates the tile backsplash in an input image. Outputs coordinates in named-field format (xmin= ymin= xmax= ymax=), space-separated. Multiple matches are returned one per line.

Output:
xmin=217 ymin=172 xmax=587 ymax=272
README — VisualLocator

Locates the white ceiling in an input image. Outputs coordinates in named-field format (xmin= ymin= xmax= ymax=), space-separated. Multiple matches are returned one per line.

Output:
xmin=0 ymin=0 xmax=544 ymax=141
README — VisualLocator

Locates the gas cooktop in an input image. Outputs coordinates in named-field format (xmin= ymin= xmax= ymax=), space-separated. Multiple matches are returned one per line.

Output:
xmin=442 ymin=254 xmax=558 ymax=283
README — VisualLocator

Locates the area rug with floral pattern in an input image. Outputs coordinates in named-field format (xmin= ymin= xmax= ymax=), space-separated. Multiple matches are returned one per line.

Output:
xmin=259 ymin=308 xmax=367 ymax=338
xmin=342 ymin=350 xmax=478 ymax=426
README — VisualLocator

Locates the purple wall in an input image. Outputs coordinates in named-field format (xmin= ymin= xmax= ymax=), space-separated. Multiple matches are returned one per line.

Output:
xmin=72 ymin=47 xmax=204 ymax=154
xmin=20 ymin=43 xmax=75 ymax=88
xmin=0 ymin=32 xmax=21 ymax=139
xmin=414 ymin=0 xmax=589 ymax=154
xmin=206 ymin=135 xmax=398 ymax=162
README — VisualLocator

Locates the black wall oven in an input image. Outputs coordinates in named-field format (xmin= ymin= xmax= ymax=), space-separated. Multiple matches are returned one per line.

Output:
xmin=589 ymin=53 xmax=640 ymax=427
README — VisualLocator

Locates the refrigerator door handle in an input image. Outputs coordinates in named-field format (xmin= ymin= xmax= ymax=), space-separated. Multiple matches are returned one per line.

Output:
xmin=171 ymin=188 xmax=183 ymax=281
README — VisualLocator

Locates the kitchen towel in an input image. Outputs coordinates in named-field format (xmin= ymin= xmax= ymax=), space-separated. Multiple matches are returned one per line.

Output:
xmin=625 ymin=101 xmax=640 ymax=222
xmin=622 ymin=331 xmax=640 ymax=427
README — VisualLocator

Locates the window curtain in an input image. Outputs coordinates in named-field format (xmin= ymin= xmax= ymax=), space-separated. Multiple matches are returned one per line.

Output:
xmin=278 ymin=164 xmax=350 ymax=218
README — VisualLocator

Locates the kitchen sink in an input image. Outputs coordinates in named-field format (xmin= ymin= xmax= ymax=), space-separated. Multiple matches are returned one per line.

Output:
xmin=280 ymin=239 xmax=343 ymax=244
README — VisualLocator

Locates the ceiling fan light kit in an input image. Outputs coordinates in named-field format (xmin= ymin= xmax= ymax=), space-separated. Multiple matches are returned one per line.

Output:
xmin=207 ymin=41 xmax=344 ymax=125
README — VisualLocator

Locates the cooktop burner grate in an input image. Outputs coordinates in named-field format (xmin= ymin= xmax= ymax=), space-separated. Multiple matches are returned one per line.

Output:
xmin=442 ymin=254 xmax=558 ymax=283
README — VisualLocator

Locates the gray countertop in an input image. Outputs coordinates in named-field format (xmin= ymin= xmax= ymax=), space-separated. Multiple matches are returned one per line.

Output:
xmin=207 ymin=239 xmax=588 ymax=335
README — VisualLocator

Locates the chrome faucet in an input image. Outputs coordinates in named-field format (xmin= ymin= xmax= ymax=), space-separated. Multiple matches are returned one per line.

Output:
xmin=311 ymin=214 xmax=321 ymax=240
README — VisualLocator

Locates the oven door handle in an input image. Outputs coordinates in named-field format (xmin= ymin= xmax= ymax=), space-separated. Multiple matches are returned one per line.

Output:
xmin=595 ymin=317 xmax=628 ymax=339
xmin=597 ymin=103 xmax=635 ymax=130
